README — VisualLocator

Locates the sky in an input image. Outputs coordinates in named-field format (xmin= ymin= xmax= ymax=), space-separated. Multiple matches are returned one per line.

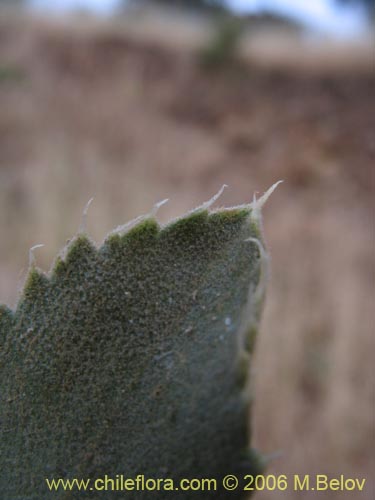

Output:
xmin=226 ymin=0 xmax=368 ymax=37
xmin=31 ymin=0 xmax=120 ymax=14
xmin=30 ymin=0 xmax=369 ymax=38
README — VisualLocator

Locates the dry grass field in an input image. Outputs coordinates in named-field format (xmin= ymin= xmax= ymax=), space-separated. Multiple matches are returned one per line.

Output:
xmin=0 ymin=8 xmax=374 ymax=498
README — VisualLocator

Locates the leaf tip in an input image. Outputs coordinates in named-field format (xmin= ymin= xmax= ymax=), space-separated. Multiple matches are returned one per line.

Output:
xmin=28 ymin=244 xmax=44 ymax=269
xmin=78 ymin=197 xmax=94 ymax=234
xmin=250 ymin=180 xmax=283 ymax=223
xmin=192 ymin=184 xmax=228 ymax=213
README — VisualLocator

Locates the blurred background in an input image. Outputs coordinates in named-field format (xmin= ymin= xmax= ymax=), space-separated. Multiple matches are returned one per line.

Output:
xmin=0 ymin=0 xmax=374 ymax=498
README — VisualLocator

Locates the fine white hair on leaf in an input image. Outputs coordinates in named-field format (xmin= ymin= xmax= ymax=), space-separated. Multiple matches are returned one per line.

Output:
xmin=79 ymin=197 xmax=94 ymax=234
xmin=208 ymin=180 xmax=283 ymax=216
xmin=250 ymin=180 xmax=283 ymax=224
xmin=29 ymin=244 xmax=44 ymax=268
xmin=191 ymin=184 xmax=228 ymax=213
xmin=245 ymin=236 xmax=269 ymax=304
xmin=109 ymin=214 xmax=145 ymax=237
xmin=108 ymin=198 xmax=169 ymax=238
xmin=236 ymin=235 xmax=269 ymax=364
xmin=150 ymin=198 xmax=169 ymax=217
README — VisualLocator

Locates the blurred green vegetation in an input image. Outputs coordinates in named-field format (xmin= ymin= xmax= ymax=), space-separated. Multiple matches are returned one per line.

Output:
xmin=0 ymin=64 xmax=26 ymax=84
xmin=198 ymin=15 xmax=245 ymax=70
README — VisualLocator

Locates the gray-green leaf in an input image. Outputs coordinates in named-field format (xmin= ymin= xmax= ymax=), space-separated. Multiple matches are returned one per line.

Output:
xmin=0 ymin=189 xmax=274 ymax=499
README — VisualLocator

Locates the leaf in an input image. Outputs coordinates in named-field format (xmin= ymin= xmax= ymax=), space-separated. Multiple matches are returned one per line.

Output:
xmin=0 ymin=187 xmax=275 ymax=499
